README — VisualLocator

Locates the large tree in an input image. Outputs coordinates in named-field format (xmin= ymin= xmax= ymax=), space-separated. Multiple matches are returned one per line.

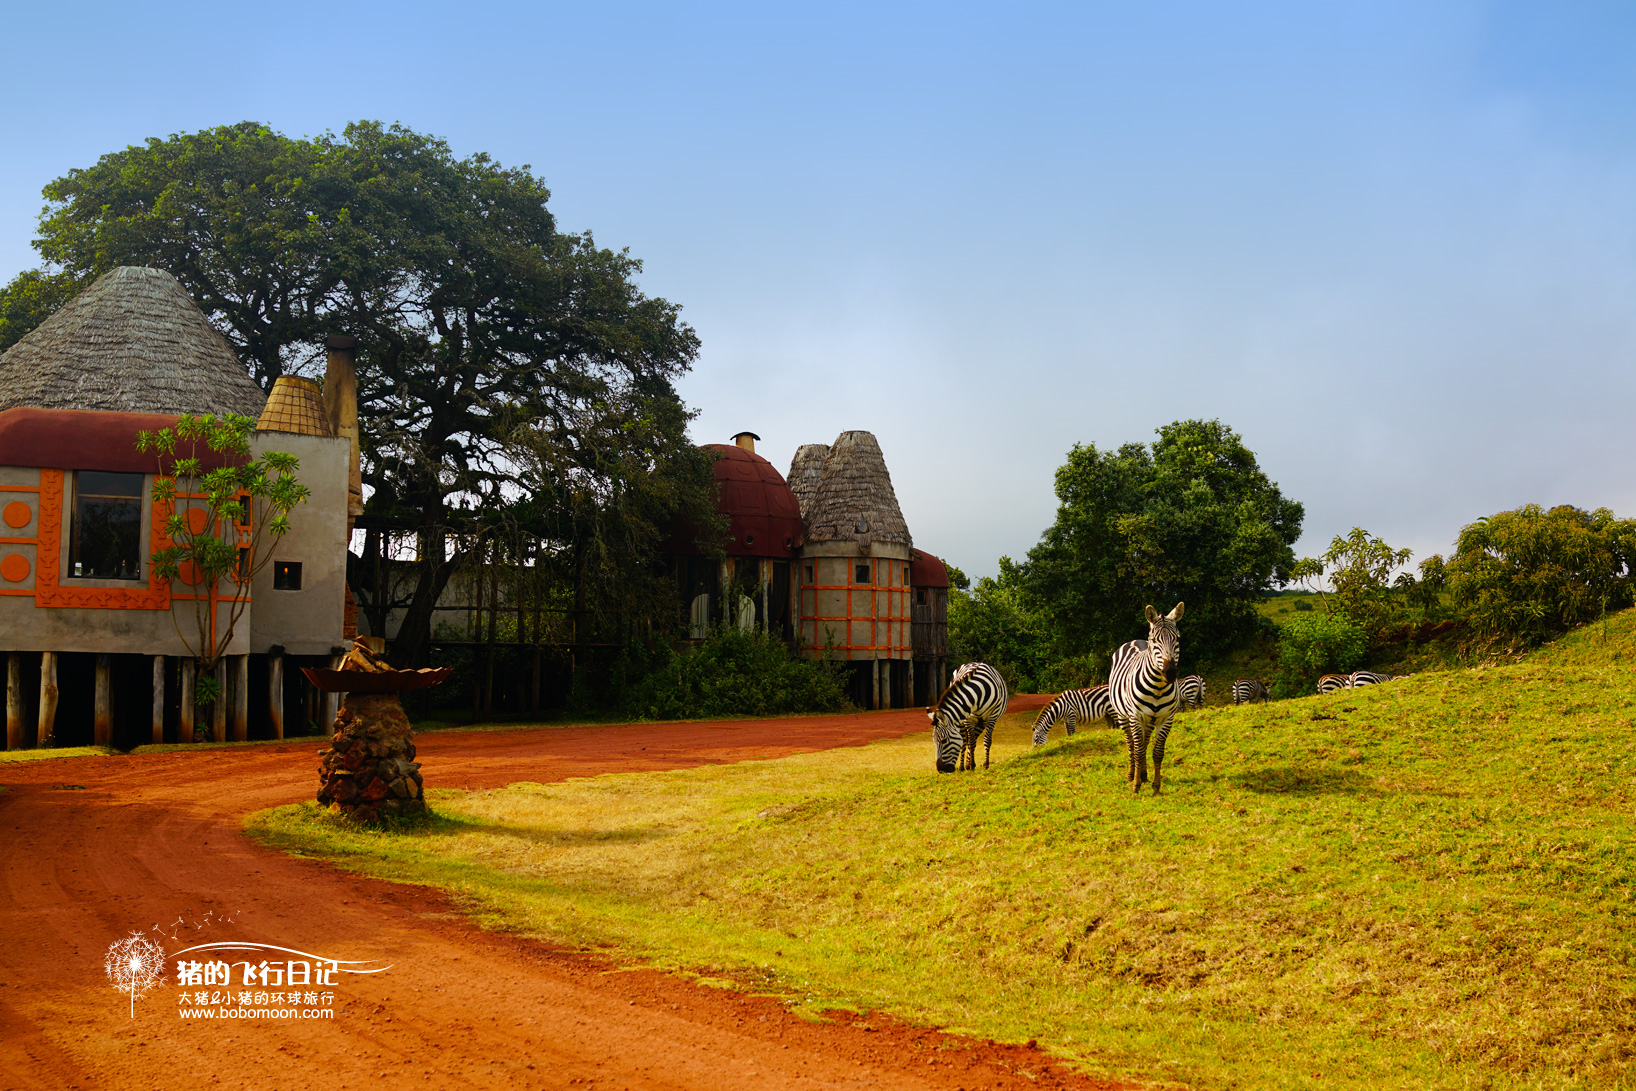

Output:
xmin=4 ymin=121 xmax=711 ymax=664
xmin=1021 ymin=419 xmax=1304 ymax=660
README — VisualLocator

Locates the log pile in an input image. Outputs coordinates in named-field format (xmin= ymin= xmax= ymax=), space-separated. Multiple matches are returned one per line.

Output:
xmin=314 ymin=641 xmax=426 ymax=822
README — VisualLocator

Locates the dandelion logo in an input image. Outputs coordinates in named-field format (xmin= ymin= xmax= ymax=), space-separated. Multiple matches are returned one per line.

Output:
xmin=105 ymin=932 xmax=166 ymax=1017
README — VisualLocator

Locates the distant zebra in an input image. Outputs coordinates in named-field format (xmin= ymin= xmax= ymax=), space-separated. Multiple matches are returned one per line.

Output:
xmin=1232 ymin=679 xmax=1272 ymax=704
xmin=1031 ymin=685 xmax=1113 ymax=747
xmin=1317 ymin=673 xmax=1350 ymax=695
xmin=1348 ymin=670 xmax=1402 ymax=687
xmin=1177 ymin=675 xmax=1206 ymax=711
xmin=1108 ymin=603 xmax=1185 ymax=794
xmin=928 ymin=662 xmax=1009 ymax=772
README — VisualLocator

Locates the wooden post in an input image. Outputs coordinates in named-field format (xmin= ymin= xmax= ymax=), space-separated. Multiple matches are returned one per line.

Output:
xmin=180 ymin=658 xmax=196 ymax=742
xmin=94 ymin=654 xmax=112 ymax=747
xmin=37 ymin=652 xmax=57 ymax=748
xmin=321 ymin=654 xmax=341 ymax=731
xmin=6 ymin=653 xmax=21 ymax=751
xmin=268 ymin=651 xmax=284 ymax=741
xmin=212 ymin=660 xmax=227 ymax=743
xmin=151 ymin=656 xmax=165 ymax=746
xmin=871 ymin=657 xmax=880 ymax=710
xmin=231 ymin=655 xmax=249 ymax=742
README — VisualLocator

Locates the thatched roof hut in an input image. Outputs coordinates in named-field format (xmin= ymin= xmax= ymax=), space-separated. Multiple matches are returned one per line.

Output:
xmin=802 ymin=431 xmax=912 ymax=549
xmin=787 ymin=442 xmax=829 ymax=519
xmin=0 ymin=266 xmax=265 ymax=417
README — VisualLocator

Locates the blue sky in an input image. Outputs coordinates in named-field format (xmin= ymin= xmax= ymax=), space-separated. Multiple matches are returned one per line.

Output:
xmin=3 ymin=2 xmax=1634 ymax=580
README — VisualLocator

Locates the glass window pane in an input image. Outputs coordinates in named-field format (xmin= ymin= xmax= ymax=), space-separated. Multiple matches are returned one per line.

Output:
xmin=71 ymin=471 xmax=144 ymax=580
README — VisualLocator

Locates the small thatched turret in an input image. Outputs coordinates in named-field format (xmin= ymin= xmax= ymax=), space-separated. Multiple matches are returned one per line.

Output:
xmin=0 ymin=266 xmax=265 ymax=417
xmin=802 ymin=431 xmax=912 ymax=550
xmin=787 ymin=443 xmax=829 ymax=520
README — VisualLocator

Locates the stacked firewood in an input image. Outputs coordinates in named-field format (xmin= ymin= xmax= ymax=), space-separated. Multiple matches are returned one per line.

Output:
xmin=314 ymin=640 xmax=426 ymax=822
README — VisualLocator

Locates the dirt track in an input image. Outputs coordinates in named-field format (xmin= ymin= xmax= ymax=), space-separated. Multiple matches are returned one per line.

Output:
xmin=0 ymin=697 xmax=1141 ymax=1091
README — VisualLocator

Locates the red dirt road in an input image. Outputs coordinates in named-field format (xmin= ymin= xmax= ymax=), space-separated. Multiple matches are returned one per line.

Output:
xmin=0 ymin=697 xmax=1139 ymax=1091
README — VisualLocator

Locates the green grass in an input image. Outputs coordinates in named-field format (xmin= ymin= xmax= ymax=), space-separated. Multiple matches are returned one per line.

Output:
xmin=0 ymin=745 xmax=114 ymax=763
xmin=248 ymin=611 xmax=1636 ymax=1090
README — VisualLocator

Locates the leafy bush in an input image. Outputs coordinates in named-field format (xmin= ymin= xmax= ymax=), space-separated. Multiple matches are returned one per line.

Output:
xmin=1274 ymin=613 xmax=1367 ymax=696
xmin=1445 ymin=504 xmax=1636 ymax=650
xmin=622 ymin=628 xmax=852 ymax=720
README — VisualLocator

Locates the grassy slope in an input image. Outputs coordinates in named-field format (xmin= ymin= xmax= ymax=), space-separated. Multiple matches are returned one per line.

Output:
xmin=249 ymin=611 xmax=1636 ymax=1090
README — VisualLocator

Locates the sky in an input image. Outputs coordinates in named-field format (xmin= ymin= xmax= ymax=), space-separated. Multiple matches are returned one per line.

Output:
xmin=2 ymin=1 xmax=1634 ymax=581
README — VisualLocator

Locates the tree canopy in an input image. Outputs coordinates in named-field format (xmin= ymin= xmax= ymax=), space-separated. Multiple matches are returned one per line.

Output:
xmin=1021 ymin=419 xmax=1304 ymax=660
xmin=4 ymin=121 xmax=714 ymax=664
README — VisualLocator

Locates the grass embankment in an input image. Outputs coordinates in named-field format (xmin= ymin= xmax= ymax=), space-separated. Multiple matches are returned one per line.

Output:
xmin=249 ymin=613 xmax=1636 ymax=1090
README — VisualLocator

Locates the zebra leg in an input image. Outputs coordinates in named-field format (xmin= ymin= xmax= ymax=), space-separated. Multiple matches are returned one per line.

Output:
xmin=1134 ymin=721 xmax=1152 ymax=791
xmin=982 ymin=716 xmax=995 ymax=769
xmin=1120 ymin=716 xmax=1139 ymax=787
xmin=1151 ymin=714 xmax=1176 ymax=795
xmin=1065 ymin=711 xmax=1076 ymax=737
xmin=963 ymin=721 xmax=977 ymax=771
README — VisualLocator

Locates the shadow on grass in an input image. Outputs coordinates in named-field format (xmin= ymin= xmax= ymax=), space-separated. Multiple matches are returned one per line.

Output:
xmin=1232 ymin=765 xmax=1375 ymax=795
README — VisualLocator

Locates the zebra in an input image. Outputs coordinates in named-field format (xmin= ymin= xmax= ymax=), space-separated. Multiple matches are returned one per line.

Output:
xmin=928 ymin=662 xmax=1009 ymax=772
xmin=1177 ymin=675 xmax=1206 ymax=711
xmin=1348 ymin=670 xmax=1402 ymax=687
xmin=1108 ymin=603 xmax=1184 ymax=794
xmin=1317 ymin=673 xmax=1350 ymax=694
xmin=1232 ymin=678 xmax=1272 ymax=704
xmin=1030 ymin=685 xmax=1113 ymax=747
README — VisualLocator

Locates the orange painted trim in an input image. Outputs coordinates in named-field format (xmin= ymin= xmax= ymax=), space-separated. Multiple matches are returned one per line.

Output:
xmin=0 ymin=485 xmax=41 ymax=493
xmin=33 ymin=468 xmax=172 ymax=611
xmin=0 ymin=588 xmax=34 ymax=596
xmin=0 ymin=537 xmax=37 ymax=545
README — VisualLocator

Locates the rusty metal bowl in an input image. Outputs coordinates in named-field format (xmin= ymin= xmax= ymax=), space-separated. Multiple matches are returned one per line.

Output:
xmin=299 ymin=666 xmax=451 ymax=693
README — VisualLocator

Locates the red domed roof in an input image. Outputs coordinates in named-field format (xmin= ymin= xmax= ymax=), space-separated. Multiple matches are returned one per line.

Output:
xmin=910 ymin=549 xmax=950 ymax=588
xmin=697 ymin=443 xmax=803 ymax=558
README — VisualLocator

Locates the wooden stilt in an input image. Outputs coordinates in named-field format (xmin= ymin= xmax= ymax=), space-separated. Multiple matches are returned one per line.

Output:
xmin=268 ymin=652 xmax=284 ymax=741
xmin=212 ymin=660 xmax=227 ymax=743
xmin=180 ymin=659 xmax=196 ymax=742
xmin=152 ymin=656 xmax=165 ymax=746
xmin=6 ymin=653 xmax=21 ymax=751
xmin=37 ymin=652 xmax=57 ymax=748
xmin=94 ymin=654 xmax=111 ymax=747
xmin=321 ymin=654 xmax=341 ymax=731
xmin=231 ymin=655 xmax=249 ymax=742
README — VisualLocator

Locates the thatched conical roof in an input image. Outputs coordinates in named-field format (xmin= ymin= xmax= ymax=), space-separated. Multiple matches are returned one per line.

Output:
xmin=787 ymin=443 xmax=829 ymax=519
xmin=802 ymin=430 xmax=912 ymax=548
xmin=0 ymin=266 xmax=265 ymax=417
xmin=257 ymin=376 xmax=333 ymax=436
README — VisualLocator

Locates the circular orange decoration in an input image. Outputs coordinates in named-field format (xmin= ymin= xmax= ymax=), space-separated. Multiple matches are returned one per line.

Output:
xmin=185 ymin=509 xmax=212 ymax=536
xmin=176 ymin=560 xmax=203 ymax=586
xmin=0 ymin=553 xmax=30 ymax=583
xmin=2 ymin=501 xmax=30 ymax=530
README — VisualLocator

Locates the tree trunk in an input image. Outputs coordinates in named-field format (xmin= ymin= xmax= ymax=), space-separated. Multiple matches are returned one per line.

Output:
xmin=232 ymin=655 xmax=249 ymax=742
xmin=6 ymin=653 xmax=21 ymax=751
xmin=268 ymin=652 xmax=284 ymax=740
xmin=212 ymin=659 xmax=227 ymax=743
xmin=37 ymin=653 xmax=57 ymax=748
xmin=180 ymin=658 xmax=195 ymax=742
xmin=94 ymin=655 xmax=112 ymax=747
xmin=152 ymin=656 xmax=165 ymax=746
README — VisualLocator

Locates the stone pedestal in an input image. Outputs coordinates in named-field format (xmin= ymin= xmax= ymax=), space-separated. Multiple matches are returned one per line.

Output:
xmin=315 ymin=692 xmax=425 ymax=822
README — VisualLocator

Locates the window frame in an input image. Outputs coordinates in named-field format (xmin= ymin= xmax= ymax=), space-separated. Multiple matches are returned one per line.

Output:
xmin=64 ymin=470 xmax=148 ymax=584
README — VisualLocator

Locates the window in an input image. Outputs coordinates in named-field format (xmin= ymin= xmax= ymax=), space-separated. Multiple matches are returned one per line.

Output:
xmin=70 ymin=471 xmax=143 ymax=580
xmin=804 ymin=562 xmax=814 ymax=585
xmin=273 ymin=561 xmax=303 ymax=590
xmin=854 ymin=563 xmax=871 ymax=585
xmin=915 ymin=588 xmax=928 ymax=606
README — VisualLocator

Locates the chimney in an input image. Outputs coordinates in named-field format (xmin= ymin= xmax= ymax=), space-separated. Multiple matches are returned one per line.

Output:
xmin=731 ymin=431 xmax=760 ymax=453
xmin=323 ymin=334 xmax=363 ymax=531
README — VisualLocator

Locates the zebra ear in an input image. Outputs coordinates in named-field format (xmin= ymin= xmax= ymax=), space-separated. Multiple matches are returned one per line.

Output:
xmin=1168 ymin=601 xmax=1185 ymax=621
xmin=1144 ymin=604 xmax=1159 ymax=624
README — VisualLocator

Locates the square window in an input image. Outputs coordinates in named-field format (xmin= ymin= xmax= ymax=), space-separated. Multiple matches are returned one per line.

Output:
xmin=273 ymin=561 xmax=303 ymax=590
xmin=915 ymin=589 xmax=928 ymax=606
xmin=854 ymin=563 xmax=871 ymax=585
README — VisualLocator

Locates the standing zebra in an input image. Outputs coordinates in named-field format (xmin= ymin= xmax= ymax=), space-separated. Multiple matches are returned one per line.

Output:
xmin=1108 ymin=603 xmax=1185 ymax=794
xmin=1348 ymin=670 xmax=1402 ymax=687
xmin=1031 ymin=685 xmax=1113 ymax=747
xmin=1232 ymin=678 xmax=1272 ymax=704
xmin=1177 ymin=675 xmax=1206 ymax=711
xmin=1317 ymin=673 xmax=1349 ymax=694
xmin=928 ymin=662 xmax=1009 ymax=772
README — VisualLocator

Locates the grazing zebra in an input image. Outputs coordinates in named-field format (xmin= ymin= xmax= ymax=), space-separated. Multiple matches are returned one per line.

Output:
xmin=952 ymin=662 xmax=978 ymax=682
xmin=1232 ymin=678 xmax=1272 ymax=704
xmin=928 ymin=662 xmax=1009 ymax=772
xmin=1031 ymin=685 xmax=1113 ymax=747
xmin=1108 ymin=603 xmax=1185 ymax=794
xmin=1317 ymin=673 xmax=1349 ymax=694
xmin=1348 ymin=670 xmax=1402 ymax=687
xmin=1177 ymin=675 xmax=1206 ymax=711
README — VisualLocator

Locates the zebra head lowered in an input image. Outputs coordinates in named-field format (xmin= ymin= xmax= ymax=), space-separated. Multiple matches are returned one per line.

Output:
xmin=927 ymin=663 xmax=1009 ymax=773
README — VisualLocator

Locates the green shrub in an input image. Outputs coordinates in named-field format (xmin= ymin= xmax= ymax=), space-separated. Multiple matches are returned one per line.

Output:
xmin=622 ymin=628 xmax=852 ymax=720
xmin=1446 ymin=504 xmax=1636 ymax=650
xmin=1274 ymin=612 xmax=1367 ymax=696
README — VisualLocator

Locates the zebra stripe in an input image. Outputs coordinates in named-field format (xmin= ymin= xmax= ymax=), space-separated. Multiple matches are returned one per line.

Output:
xmin=1348 ymin=670 xmax=1401 ymax=687
xmin=1317 ymin=673 xmax=1349 ymax=694
xmin=1031 ymin=685 xmax=1113 ymax=747
xmin=1177 ymin=675 xmax=1206 ymax=711
xmin=1231 ymin=678 xmax=1271 ymax=704
xmin=1108 ymin=602 xmax=1184 ymax=794
xmin=928 ymin=662 xmax=1009 ymax=772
